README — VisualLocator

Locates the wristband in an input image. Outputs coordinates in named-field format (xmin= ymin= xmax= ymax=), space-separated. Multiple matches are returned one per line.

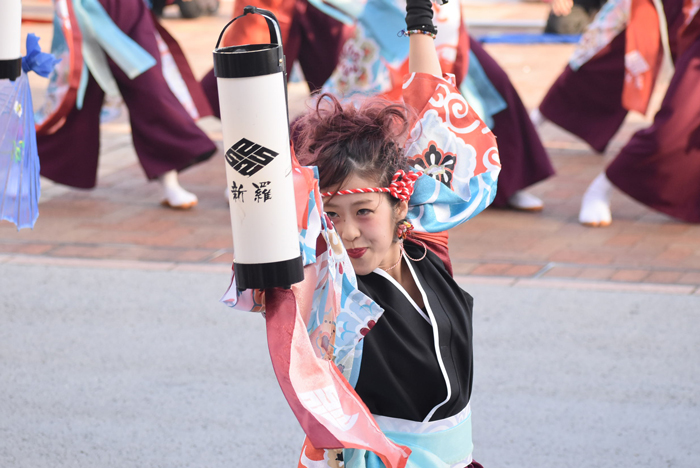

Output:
xmin=399 ymin=29 xmax=437 ymax=39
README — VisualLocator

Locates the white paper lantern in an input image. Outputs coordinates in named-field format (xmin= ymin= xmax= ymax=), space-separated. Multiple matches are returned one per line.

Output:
xmin=213 ymin=6 xmax=303 ymax=290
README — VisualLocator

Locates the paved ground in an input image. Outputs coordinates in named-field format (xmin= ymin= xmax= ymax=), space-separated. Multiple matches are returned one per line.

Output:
xmin=2 ymin=2 xmax=700 ymax=467
xmin=1 ymin=263 xmax=699 ymax=468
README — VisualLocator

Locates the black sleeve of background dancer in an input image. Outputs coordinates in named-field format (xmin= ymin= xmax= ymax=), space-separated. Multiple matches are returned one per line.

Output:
xmin=405 ymin=0 xmax=436 ymax=33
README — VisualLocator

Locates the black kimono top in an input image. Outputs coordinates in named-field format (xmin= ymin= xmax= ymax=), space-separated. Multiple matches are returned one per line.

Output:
xmin=355 ymin=241 xmax=474 ymax=422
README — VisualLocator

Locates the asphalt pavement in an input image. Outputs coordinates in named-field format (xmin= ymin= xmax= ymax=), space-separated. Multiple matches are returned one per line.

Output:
xmin=1 ymin=263 xmax=698 ymax=468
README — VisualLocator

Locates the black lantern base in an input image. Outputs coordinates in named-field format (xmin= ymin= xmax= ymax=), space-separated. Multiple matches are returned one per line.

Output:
xmin=0 ymin=58 xmax=22 ymax=81
xmin=234 ymin=256 xmax=304 ymax=291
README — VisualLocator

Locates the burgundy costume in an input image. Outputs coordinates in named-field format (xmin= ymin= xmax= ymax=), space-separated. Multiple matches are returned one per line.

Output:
xmin=469 ymin=37 xmax=555 ymax=207
xmin=38 ymin=0 xmax=216 ymax=189
xmin=607 ymin=14 xmax=700 ymax=222
xmin=539 ymin=0 xmax=684 ymax=153
xmin=540 ymin=0 xmax=700 ymax=222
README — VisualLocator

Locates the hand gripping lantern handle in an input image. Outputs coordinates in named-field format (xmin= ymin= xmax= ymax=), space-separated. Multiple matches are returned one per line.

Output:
xmin=213 ymin=6 xmax=304 ymax=291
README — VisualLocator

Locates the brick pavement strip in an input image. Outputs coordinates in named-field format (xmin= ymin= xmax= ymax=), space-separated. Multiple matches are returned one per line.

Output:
xmin=644 ymin=271 xmax=684 ymax=284
xmin=543 ymin=266 xmax=583 ymax=278
xmin=576 ymin=267 xmax=617 ymax=281
xmin=504 ymin=264 xmax=543 ymax=277
xmin=611 ymin=269 xmax=651 ymax=283
xmin=5 ymin=7 xmax=700 ymax=292
xmin=678 ymin=272 xmax=700 ymax=285
xmin=470 ymin=263 xmax=515 ymax=276
xmin=0 ymin=243 xmax=54 ymax=255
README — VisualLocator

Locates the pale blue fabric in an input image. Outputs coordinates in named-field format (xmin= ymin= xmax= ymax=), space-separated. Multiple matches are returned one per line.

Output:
xmin=479 ymin=33 xmax=582 ymax=44
xmin=407 ymin=171 xmax=498 ymax=234
xmin=344 ymin=412 xmax=474 ymax=468
xmin=307 ymin=0 xmax=358 ymax=25
xmin=460 ymin=50 xmax=507 ymax=129
xmin=50 ymin=0 xmax=157 ymax=106
xmin=77 ymin=63 xmax=90 ymax=109
xmin=357 ymin=0 xmax=407 ymax=66
xmin=72 ymin=0 xmax=156 ymax=98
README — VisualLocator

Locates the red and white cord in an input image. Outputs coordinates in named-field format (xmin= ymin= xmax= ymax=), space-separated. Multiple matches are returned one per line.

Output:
xmin=321 ymin=170 xmax=422 ymax=201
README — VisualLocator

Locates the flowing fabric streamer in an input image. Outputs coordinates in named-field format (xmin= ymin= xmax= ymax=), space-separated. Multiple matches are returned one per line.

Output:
xmin=266 ymin=288 xmax=411 ymax=468
xmin=35 ymin=0 xmax=83 ymax=135
xmin=0 ymin=34 xmax=60 ymax=229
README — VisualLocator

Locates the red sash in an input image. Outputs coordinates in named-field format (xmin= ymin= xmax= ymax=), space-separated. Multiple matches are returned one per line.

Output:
xmin=622 ymin=0 xmax=664 ymax=114
xmin=152 ymin=16 xmax=213 ymax=118
xmin=36 ymin=0 xmax=83 ymax=136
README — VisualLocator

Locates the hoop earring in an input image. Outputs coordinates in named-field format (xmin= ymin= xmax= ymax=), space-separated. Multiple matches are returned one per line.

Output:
xmin=400 ymin=238 xmax=428 ymax=262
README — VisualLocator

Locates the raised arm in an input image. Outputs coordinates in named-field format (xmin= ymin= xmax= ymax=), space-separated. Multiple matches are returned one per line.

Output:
xmin=399 ymin=0 xmax=502 ymax=236
xmin=406 ymin=0 xmax=443 ymax=76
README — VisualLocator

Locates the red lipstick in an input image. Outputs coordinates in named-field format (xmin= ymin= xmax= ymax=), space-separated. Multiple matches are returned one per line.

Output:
xmin=346 ymin=248 xmax=367 ymax=259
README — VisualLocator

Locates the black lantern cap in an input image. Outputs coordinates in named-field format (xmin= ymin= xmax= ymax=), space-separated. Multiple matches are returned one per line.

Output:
xmin=0 ymin=58 xmax=22 ymax=81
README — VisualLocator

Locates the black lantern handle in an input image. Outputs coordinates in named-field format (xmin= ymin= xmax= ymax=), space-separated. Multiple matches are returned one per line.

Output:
xmin=215 ymin=6 xmax=282 ymax=49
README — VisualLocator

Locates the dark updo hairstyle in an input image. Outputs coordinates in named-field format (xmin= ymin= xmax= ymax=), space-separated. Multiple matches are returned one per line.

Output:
xmin=292 ymin=93 xmax=412 ymax=208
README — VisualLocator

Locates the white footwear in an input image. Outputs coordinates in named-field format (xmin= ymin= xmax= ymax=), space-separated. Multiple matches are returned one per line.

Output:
xmin=100 ymin=95 xmax=123 ymax=123
xmin=508 ymin=190 xmax=544 ymax=211
xmin=160 ymin=170 xmax=198 ymax=209
xmin=579 ymin=173 xmax=613 ymax=227
xmin=529 ymin=107 xmax=547 ymax=127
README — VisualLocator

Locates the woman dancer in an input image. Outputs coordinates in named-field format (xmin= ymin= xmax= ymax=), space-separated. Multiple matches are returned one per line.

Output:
xmin=225 ymin=1 xmax=501 ymax=466
xmin=600 ymin=1 xmax=700 ymax=224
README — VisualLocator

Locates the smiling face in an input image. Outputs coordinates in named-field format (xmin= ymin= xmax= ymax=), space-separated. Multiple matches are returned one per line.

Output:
xmin=322 ymin=174 xmax=408 ymax=276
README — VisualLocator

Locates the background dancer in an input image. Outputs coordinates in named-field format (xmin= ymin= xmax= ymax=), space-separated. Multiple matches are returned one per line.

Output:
xmin=532 ymin=0 xmax=684 ymax=155
xmin=531 ymin=0 xmax=687 ymax=225
xmin=590 ymin=2 xmax=700 ymax=225
xmin=37 ymin=0 xmax=217 ymax=209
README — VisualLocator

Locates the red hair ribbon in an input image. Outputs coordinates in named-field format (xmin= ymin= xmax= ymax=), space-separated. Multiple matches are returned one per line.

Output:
xmin=321 ymin=170 xmax=422 ymax=201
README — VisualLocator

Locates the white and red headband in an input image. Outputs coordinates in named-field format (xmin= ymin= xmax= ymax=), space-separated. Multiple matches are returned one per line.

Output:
xmin=321 ymin=170 xmax=422 ymax=202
